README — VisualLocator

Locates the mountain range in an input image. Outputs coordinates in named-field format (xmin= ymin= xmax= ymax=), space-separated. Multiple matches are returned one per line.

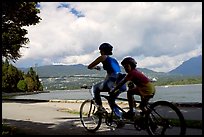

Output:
xmin=169 ymin=55 xmax=202 ymax=76
xmin=19 ymin=55 xmax=202 ymax=78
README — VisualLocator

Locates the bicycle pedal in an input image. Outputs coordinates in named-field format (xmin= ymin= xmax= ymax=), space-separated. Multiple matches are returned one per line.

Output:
xmin=116 ymin=120 xmax=125 ymax=128
xmin=135 ymin=125 xmax=142 ymax=131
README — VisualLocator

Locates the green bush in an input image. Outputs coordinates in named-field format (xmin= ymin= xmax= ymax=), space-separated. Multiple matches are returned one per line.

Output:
xmin=17 ymin=80 xmax=27 ymax=92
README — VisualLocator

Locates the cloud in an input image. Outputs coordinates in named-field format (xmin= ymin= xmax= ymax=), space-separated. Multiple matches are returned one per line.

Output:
xmin=15 ymin=2 xmax=202 ymax=72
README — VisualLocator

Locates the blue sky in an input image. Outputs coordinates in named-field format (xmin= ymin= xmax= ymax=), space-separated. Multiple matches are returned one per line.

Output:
xmin=14 ymin=2 xmax=202 ymax=72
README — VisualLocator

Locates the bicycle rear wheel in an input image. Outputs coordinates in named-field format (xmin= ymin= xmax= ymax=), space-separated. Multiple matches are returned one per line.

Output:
xmin=146 ymin=101 xmax=186 ymax=135
xmin=80 ymin=99 xmax=102 ymax=132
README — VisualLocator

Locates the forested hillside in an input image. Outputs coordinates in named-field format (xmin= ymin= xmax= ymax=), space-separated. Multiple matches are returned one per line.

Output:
xmin=19 ymin=63 xmax=202 ymax=90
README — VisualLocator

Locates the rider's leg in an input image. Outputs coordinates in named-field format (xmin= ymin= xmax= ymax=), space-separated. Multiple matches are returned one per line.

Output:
xmin=140 ymin=95 xmax=153 ymax=113
xmin=108 ymin=92 xmax=117 ymax=108
xmin=127 ymin=88 xmax=140 ymax=112
xmin=94 ymin=86 xmax=106 ymax=113
xmin=94 ymin=79 xmax=111 ymax=112
xmin=105 ymin=75 xmax=124 ymax=118
xmin=93 ymin=82 xmax=103 ymax=106
xmin=123 ymin=88 xmax=142 ymax=119
xmin=104 ymin=78 xmax=115 ymax=109
xmin=138 ymin=83 xmax=155 ymax=113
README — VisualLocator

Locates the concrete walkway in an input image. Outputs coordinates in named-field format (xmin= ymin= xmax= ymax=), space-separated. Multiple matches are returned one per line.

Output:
xmin=2 ymin=100 xmax=202 ymax=135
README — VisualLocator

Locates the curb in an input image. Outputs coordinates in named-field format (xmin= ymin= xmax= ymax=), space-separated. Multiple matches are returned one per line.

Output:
xmin=2 ymin=99 xmax=202 ymax=108
xmin=2 ymin=98 xmax=49 ymax=103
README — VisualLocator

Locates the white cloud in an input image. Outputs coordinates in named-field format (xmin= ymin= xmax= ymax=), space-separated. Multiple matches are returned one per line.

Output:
xmin=15 ymin=2 xmax=202 ymax=72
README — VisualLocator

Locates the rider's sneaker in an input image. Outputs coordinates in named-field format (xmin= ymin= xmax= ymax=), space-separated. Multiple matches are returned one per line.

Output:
xmin=116 ymin=119 xmax=125 ymax=128
xmin=98 ymin=106 xmax=106 ymax=113
xmin=150 ymin=124 xmax=158 ymax=133
xmin=122 ymin=110 xmax=135 ymax=119
xmin=94 ymin=106 xmax=106 ymax=117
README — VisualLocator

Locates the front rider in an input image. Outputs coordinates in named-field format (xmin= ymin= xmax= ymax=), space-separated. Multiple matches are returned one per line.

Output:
xmin=88 ymin=42 xmax=126 ymax=118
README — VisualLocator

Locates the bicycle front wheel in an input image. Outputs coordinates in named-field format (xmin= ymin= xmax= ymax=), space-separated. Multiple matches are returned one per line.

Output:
xmin=80 ymin=99 xmax=102 ymax=132
xmin=146 ymin=101 xmax=186 ymax=135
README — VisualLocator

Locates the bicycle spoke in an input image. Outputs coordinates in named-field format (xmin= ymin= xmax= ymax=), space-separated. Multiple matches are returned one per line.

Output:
xmin=80 ymin=100 xmax=102 ymax=132
xmin=146 ymin=101 xmax=186 ymax=135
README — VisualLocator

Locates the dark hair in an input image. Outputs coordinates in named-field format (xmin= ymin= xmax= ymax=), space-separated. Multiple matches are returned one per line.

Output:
xmin=99 ymin=43 xmax=113 ymax=55
xmin=121 ymin=57 xmax=137 ymax=68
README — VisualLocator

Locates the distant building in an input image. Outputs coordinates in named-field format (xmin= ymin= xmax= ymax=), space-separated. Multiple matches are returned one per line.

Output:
xmin=151 ymin=77 xmax=157 ymax=82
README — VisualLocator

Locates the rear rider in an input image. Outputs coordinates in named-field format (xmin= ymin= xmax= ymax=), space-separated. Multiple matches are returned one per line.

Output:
xmin=110 ymin=57 xmax=156 ymax=119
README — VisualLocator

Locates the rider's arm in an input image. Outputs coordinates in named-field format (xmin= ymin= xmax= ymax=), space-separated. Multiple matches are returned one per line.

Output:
xmin=111 ymin=78 xmax=128 ymax=93
xmin=88 ymin=55 xmax=106 ymax=70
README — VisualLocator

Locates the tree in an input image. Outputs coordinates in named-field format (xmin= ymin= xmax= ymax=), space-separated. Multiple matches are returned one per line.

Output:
xmin=2 ymin=1 xmax=41 ymax=61
xmin=24 ymin=76 xmax=35 ymax=92
xmin=17 ymin=80 xmax=27 ymax=92
xmin=2 ymin=60 xmax=10 ymax=92
xmin=26 ymin=67 xmax=43 ymax=91
xmin=2 ymin=61 xmax=44 ymax=93
xmin=2 ymin=60 xmax=24 ymax=92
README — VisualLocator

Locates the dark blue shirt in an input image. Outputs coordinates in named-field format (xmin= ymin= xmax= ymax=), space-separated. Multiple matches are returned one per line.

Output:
xmin=102 ymin=56 xmax=121 ymax=75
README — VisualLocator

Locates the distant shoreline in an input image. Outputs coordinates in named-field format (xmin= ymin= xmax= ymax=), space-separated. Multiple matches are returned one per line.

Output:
xmin=2 ymin=84 xmax=201 ymax=99
xmin=2 ymin=91 xmax=50 ymax=97
xmin=156 ymin=83 xmax=202 ymax=88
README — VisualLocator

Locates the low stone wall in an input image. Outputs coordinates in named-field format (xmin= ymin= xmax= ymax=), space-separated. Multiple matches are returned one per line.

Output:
xmin=2 ymin=98 xmax=202 ymax=108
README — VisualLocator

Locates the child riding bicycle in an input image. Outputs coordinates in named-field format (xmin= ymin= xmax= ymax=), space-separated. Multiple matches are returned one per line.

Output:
xmin=110 ymin=57 xmax=156 ymax=119
xmin=88 ymin=42 xmax=126 ymax=118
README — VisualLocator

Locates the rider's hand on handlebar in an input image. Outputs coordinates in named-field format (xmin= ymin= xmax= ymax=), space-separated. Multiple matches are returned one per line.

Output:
xmin=94 ymin=66 xmax=101 ymax=71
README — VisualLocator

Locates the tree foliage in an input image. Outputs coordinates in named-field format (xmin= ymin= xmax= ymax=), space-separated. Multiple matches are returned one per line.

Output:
xmin=2 ymin=1 xmax=41 ymax=61
xmin=2 ymin=60 xmax=43 ymax=93
xmin=17 ymin=80 xmax=27 ymax=92
xmin=25 ymin=67 xmax=43 ymax=92
xmin=2 ymin=1 xmax=43 ymax=93
xmin=24 ymin=76 xmax=35 ymax=92
xmin=2 ymin=59 xmax=24 ymax=92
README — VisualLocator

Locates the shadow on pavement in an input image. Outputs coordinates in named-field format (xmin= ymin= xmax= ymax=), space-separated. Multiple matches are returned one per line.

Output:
xmin=3 ymin=118 xmax=93 ymax=135
xmin=2 ymin=118 xmax=149 ymax=135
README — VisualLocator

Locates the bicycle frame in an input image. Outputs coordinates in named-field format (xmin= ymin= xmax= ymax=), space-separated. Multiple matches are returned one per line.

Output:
xmin=80 ymin=85 xmax=186 ymax=135
xmin=87 ymin=84 xmax=149 ymax=120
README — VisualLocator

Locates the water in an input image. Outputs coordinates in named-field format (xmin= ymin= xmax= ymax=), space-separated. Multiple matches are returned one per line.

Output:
xmin=13 ymin=84 xmax=202 ymax=103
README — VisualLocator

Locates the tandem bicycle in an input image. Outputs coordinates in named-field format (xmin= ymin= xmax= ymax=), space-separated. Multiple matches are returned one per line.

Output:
xmin=79 ymin=84 xmax=186 ymax=135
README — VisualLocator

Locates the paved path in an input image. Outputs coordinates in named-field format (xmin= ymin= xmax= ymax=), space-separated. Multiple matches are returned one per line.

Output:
xmin=2 ymin=101 xmax=202 ymax=135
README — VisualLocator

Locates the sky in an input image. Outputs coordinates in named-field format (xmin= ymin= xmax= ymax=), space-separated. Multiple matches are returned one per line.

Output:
xmin=14 ymin=2 xmax=202 ymax=72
